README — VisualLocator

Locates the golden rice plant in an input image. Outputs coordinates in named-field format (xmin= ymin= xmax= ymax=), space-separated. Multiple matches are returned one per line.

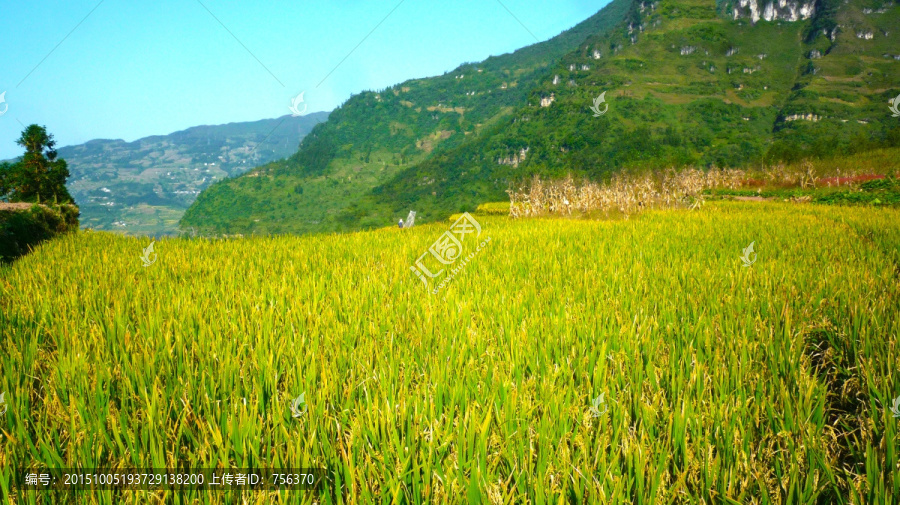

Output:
xmin=0 ymin=201 xmax=898 ymax=504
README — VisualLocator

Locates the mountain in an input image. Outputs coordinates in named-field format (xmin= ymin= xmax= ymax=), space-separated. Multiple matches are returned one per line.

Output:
xmin=182 ymin=0 xmax=899 ymax=235
xmin=179 ymin=0 xmax=632 ymax=235
xmin=55 ymin=112 xmax=328 ymax=235
xmin=343 ymin=0 xmax=900 ymax=223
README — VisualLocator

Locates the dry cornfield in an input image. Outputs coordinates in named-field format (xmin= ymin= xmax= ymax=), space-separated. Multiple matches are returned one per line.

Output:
xmin=1 ymin=201 xmax=898 ymax=504
xmin=507 ymin=169 xmax=739 ymax=218
xmin=507 ymin=161 xmax=888 ymax=219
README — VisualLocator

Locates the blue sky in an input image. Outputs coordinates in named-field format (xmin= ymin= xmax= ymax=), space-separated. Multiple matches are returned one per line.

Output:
xmin=0 ymin=0 xmax=610 ymax=159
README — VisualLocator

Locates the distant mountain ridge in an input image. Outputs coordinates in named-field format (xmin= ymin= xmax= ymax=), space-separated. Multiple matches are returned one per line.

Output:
xmin=53 ymin=112 xmax=328 ymax=235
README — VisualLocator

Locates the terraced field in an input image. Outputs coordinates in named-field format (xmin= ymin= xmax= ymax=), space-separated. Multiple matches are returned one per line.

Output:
xmin=1 ymin=201 xmax=898 ymax=503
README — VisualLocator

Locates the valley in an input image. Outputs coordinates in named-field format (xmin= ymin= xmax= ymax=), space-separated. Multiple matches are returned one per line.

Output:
xmin=57 ymin=112 xmax=328 ymax=235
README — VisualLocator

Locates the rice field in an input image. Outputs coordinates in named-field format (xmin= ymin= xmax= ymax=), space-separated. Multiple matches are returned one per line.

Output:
xmin=1 ymin=201 xmax=899 ymax=504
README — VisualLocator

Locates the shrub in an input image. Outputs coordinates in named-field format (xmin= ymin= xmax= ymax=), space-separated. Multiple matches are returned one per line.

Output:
xmin=0 ymin=203 xmax=79 ymax=262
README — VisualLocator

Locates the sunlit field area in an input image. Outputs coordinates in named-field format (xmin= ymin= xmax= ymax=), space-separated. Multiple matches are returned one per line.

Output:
xmin=1 ymin=201 xmax=899 ymax=503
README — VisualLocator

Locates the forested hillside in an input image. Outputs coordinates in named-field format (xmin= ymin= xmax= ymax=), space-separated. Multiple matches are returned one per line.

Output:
xmin=180 ymin=0 xmax=632 ymax=234
xmin=183 ymin=0 xmax=899 ymax=234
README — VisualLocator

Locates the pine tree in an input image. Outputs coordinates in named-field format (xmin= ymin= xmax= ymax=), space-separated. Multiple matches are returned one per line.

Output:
xmin=0 ymin=125 xmax=73 ymax=203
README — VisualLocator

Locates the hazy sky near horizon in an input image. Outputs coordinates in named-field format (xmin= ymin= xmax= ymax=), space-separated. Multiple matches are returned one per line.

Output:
xmin=0 ymin=0 xmax=611 ymax=159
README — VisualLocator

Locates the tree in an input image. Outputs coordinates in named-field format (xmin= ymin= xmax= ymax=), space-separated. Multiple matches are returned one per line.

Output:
xmin=0 ymin=125 xmax=73 ymax=203
xmin=0 ymin=161 xmax=12 ymax=199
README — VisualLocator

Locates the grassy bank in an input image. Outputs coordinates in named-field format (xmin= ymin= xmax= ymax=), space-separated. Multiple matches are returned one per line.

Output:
xmin=0 ymin=203 xmax=79 ymax=263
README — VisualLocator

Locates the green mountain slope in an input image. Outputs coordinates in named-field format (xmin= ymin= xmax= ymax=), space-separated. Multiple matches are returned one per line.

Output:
xmin=342 ymin=0 xmax=899 ymax=224
xmin=180 ymin=0 xmax=633 ymax=235
xmin=184 ymin=0 xmax=899 ymax=234
xmin=59 ymin=112 xmax=328 ymax=235
xmin=769 ymin=0 xmax=900 ymax=160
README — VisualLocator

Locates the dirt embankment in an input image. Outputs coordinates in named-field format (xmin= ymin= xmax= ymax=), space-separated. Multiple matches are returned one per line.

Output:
xmin=0 ymin=202 xmax=37 ymax=211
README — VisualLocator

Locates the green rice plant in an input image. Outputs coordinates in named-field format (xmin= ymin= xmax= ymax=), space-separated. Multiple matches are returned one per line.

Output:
xmin=474 ymin=202 xmax=511 ymax=216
